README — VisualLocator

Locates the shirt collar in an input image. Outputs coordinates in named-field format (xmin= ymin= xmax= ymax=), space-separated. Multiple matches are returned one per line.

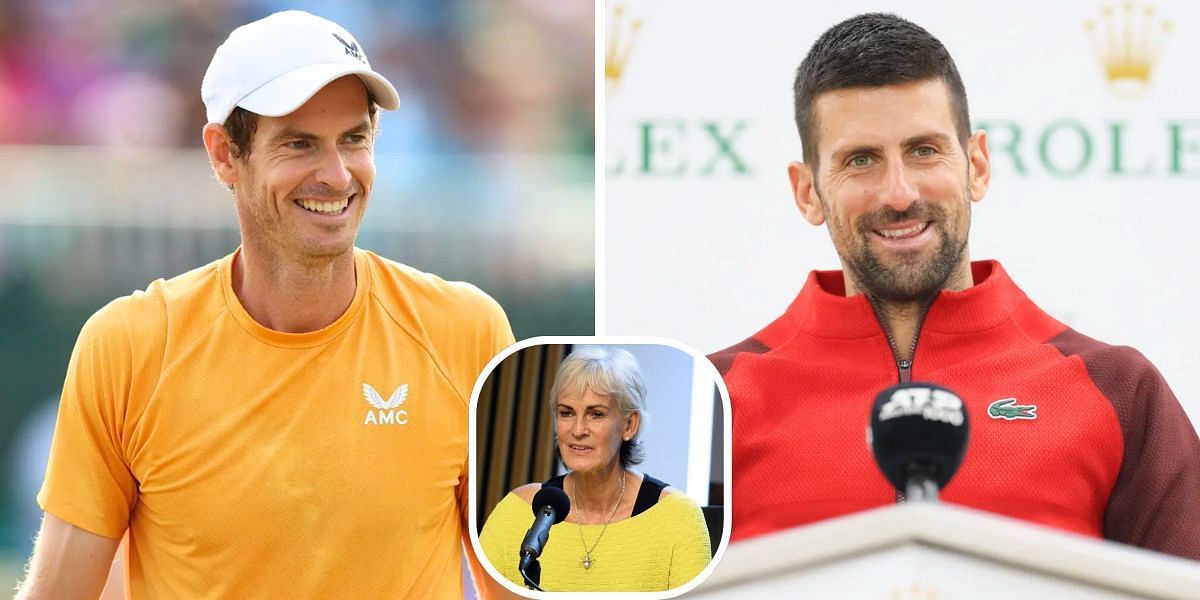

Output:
xmin=784 ymin=260 xmax=1029 ymax=338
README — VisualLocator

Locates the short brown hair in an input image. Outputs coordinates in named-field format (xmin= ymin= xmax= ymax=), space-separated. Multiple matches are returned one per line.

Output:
xmin=223 ymin=89 xmax=380 ymax=159
xmin=793 ymin=13 xmax=970 ymax=167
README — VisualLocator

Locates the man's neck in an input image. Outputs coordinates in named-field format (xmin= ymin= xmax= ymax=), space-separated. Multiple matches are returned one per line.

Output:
xmin=843 ymin=258 xmax=974 ymax=362
xmin=232 ymin=243 xmax=357 ymax=333
xmin=870 ymin=299 xmax=927 ymax=362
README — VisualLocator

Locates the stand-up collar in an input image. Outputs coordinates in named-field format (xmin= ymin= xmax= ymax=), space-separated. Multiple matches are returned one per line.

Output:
xmin=923 ymin=261 xmax=1030 ymax=333
xmin=784 ymin=260 xmax=1029 ymax=339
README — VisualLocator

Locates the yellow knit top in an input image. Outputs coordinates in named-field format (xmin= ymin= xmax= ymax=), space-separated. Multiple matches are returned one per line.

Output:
xmin=479 ymin=488 xmax=712 ymax=592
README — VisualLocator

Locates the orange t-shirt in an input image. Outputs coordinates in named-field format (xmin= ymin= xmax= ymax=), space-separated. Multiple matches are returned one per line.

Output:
xmin=38 ymin=248 xmax=514 ymax=598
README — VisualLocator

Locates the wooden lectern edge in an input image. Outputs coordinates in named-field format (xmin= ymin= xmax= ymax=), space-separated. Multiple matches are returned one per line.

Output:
xmin=697 ymin=503 xmax=1200 ymax=599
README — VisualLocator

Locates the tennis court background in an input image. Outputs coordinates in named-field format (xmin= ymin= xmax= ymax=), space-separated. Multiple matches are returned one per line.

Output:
xmin=0 ymin=0 xmax=594 ymax=584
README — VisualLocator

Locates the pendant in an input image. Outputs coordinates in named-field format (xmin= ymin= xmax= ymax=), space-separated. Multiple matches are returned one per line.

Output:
xmin=582 ymin=555 xmax=593 ymax=569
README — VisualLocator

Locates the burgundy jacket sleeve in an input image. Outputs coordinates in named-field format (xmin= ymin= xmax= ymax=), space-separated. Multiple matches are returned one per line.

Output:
xmin=1054 ymin=329 xmax=1200 ymax=560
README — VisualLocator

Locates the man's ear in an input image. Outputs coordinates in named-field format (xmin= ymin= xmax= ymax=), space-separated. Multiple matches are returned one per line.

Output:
xmin=202 ymin=123 xmax=240 ymax=188
xmin=789 ymin=161 xmax=825 ymax=225
xmin=967 ymin=129 xmax=990 ymax=203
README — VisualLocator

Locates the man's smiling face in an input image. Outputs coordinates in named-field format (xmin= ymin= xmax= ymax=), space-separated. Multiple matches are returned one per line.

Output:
xmin=231 ymin=75 xmax=376 ymax=263
xmin=805 ymin=78 xmax=987 ymax=301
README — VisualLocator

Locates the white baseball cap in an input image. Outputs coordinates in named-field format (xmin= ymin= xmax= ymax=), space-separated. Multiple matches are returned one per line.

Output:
xmin=201 ymin=10 xmax=400 ymax=125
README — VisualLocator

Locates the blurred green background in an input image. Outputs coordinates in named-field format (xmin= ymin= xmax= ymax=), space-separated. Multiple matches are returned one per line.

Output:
xmin=0 ymin=0 xmax=594 ymax=586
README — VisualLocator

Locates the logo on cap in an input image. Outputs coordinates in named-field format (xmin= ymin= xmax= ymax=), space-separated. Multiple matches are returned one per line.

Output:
xmin=332 ymin=32 xmax=365 ymax=63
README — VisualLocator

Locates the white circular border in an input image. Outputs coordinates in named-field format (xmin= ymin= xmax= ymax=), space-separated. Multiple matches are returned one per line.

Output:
xmin=467 ymin=335 xmax=734 ymax=599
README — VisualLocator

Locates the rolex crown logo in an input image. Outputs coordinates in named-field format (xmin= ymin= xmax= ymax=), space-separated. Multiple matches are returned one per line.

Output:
xmin=605 ymin=3 xmax=643 ymax=89
xmin=1083 ymin=2 xmax=1172 ymax=97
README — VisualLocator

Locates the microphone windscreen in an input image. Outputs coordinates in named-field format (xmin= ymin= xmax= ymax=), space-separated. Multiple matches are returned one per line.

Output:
xmin=531 ymin=486 xmax=571 ymax=524
xmin=869 ymin=382 xmax=969 ymax=491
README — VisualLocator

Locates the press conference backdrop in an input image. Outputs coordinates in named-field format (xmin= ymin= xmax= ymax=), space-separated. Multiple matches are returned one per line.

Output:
xmin=605 ymin=0 xmax=1200 ymax=430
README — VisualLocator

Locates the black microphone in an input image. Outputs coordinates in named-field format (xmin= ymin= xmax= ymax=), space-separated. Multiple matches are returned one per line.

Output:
xmin=518 ymin=486 xmax=570 ymax=590
xmin=868 ymin=382 xmax=969 ymax=502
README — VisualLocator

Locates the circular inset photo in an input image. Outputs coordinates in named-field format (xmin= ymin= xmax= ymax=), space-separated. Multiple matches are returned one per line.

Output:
xmin=468 ymin=337 xmax=730 ymax=596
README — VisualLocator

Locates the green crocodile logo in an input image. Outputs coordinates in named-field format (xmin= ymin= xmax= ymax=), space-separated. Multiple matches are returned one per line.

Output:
xmin=988 ymin=398 xmax=1037 ymax=420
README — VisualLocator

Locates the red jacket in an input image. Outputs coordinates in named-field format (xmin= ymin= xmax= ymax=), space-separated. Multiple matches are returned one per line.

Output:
xmin=711 ymin=261 xmax=1200 ymax=560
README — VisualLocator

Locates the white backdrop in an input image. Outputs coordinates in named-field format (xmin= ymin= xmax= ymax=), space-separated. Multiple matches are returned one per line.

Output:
xmin=604 ymin=0 xmax=1200 ymax=427
xmin=599 ymin=344 xmax=717 ymax=504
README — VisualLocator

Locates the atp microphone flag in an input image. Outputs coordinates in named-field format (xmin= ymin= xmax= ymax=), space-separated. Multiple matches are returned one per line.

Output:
xmin=869 ymin=382 xmax=970 ymax=499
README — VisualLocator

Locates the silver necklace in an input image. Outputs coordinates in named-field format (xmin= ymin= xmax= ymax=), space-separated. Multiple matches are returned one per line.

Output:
xmin=568 ymin=470 xmax=626 ymax=570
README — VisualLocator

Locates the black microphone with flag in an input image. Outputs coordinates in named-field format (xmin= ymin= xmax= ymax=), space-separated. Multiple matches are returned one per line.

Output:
xmin=869 ymin=382 xmax=969 ymax=502
xmin=518 ymin=486 xmax=570 ymax=590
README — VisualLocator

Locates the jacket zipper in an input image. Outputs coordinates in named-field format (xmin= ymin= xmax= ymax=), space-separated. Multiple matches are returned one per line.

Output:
xmin=867 ymin=293 xmax=936 ymax=383
xmin=866 ymin=293 xmax=937 ymax=502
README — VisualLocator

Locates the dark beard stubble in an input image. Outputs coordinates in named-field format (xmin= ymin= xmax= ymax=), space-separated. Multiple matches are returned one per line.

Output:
xmin=822 ymin=193 xmax=970 ymax=304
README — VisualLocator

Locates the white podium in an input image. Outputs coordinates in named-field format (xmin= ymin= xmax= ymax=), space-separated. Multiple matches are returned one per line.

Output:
xmin=691 ymin=503 xmax=1200 ymax=599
